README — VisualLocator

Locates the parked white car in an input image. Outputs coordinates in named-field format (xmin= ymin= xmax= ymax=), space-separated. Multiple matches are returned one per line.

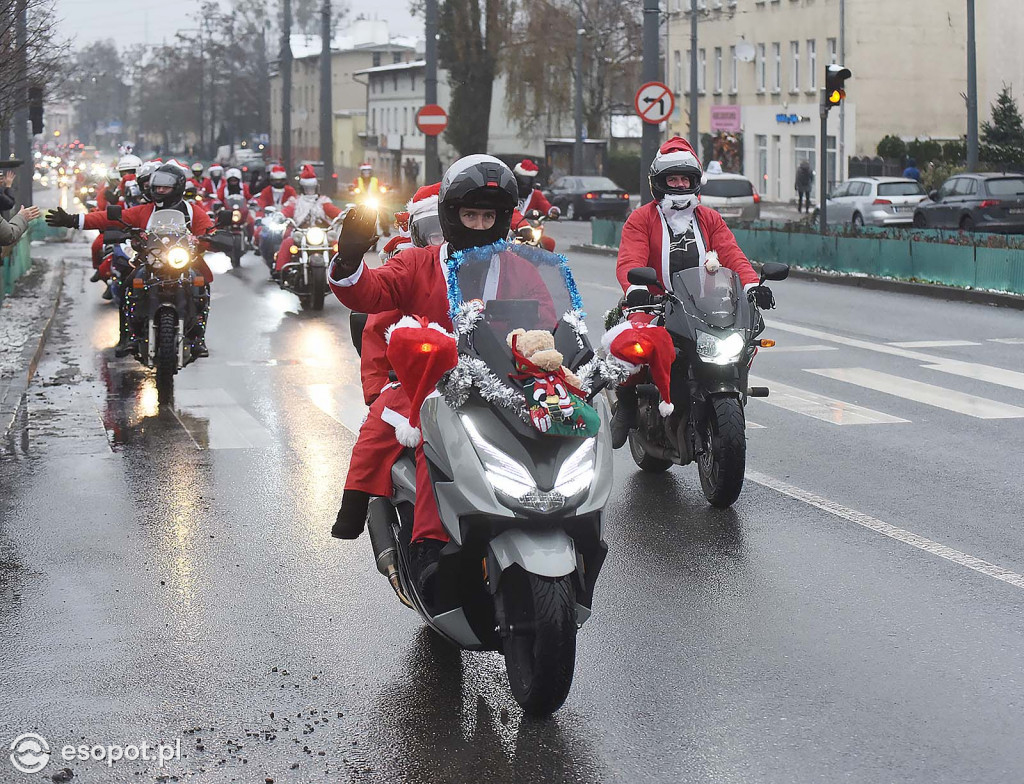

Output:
xmin=823 ymin=176 xmax=927 ymax=228
xmin=700 ymin=173 xmax=761 ymax=223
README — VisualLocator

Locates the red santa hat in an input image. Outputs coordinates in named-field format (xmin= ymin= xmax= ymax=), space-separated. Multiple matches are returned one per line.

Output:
xmin=359 ymin=162 xmax=372 ymax=170
xmin=269 ymin=164 xmax=286 ymax=177
xmin=654 ymin=136 xmax=702 ymax=175
xmin=602 ymin=322 xmax=676 ymax=416
xmin=513 ymin=159 xmax=540 ymax=178
xmin=384 ymin=317 xmax=459 ymax=446
xmin=406 ymin=182 xmax=441 ymax=224
xmin=208 ymin=163 xmax=223 ymax=174
xmin=299 ymin=164 xmax=318 ymax=189
xmin=379 ymin=233 xmax=413 ymax=262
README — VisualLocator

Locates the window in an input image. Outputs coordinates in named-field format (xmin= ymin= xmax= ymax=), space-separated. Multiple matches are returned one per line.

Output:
xmin=831 ymin=182 xmax=850 ymax=199
xmin=403 ymin=107 xmax=408 ymax=135
xmin=674 ymin=50 xmax=682 ymax=94
xmin=772 ymin=43 xmax=781 ymax=92
xmin=372 ymin=52 xmax=382 ymax=67
xmin=729 ymin=46 xmax=738 ymax=93
xmin=393 ymin=72 xmax=399 ymax=90
xmin=790 ymin=41 xmax=800 ymax=92
xmin=807 ymin=39 xmax=817 ymax=90
xmin=827 ymin=38 xmax=837 ymax=65
xmin=714 ymin=47 xmax=722 ymax=93
xmin=371 ymin=108 xmax=376 ymax=132
xmin=698 ymin=48 xmax=706 ymax=93
xmin=411 ymin=73 xmax=416 ymax=91
xmin=794 ymin=135 xmax=815 ymax=177
xmin=953 ymin=178 xmax=977 ymax=196
xmin=756 ymin=44 xmax=766 ymax=92
xmin=393 ymin=52 xmax=402 ymax=64
xmin=684 ymin=49 xmax=691 ymax=94
xmin=938 ymin=178 xmax=958 ymax=199
xmin=701 ymin=178 xmax=754 ymax=197
xmin=757 ymin=135 xmax=768 ymax=194
xmin=878 ymin=182 xmax=927 ymax=197
xmin=985 ymin=177 xmax=1024 ymax=197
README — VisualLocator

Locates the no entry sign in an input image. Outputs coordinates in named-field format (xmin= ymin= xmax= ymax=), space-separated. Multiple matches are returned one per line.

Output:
xmin=416 ymin=104 xmax=448 ymax=136
xmin=634 ymin=82 xmax=674 ymax=125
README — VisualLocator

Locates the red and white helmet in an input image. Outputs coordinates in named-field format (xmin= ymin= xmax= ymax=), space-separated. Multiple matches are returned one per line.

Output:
xmin=359 ymin=162 xmax=372 ymax=175
xmin=649 ymin=136 xmax=703 ymax=203
xmin=208 ymin=163 xmax=224 ymax=178
xmin=225 ymin=167 xmax=242 ymax=181
xmin=406 ymin=182 xmax=442 ymax=248
xmin=269 ymin=164 xmax=287 ymax=186
xmin=299 ymin=164 xmax=318 ymax=194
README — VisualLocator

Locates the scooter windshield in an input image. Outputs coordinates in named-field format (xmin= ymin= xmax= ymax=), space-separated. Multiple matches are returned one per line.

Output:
xmin=149 ymin=209 xmax=188 ymax=236
xmin=672 ymin=266 xmax=741 ymax=329
xmin=448 ymin=242 xmax=581 ymax=339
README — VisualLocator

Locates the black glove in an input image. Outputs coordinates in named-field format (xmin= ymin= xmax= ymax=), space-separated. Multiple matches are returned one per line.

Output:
xmin=625 ymin=287 xmax=654 ymax=308
xmin=516 ymin=225 xmax=535 ymax=242
xmin=45 ymin=206 xmax=77 ymax=229
xmin=331 ymin=204 xmax=378 ymax=277
xmin=748 ymin=285 xmax=775 ymax=310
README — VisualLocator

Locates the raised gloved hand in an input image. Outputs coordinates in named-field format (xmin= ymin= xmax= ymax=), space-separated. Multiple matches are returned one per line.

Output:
xmin=45 ymin=206 xmax=77 ymax=229
xmin=331 ymin=204 xmax=378 ymax=278
xmin=546 ymin=206 xmax=561 ymax=220
xmin=748 ymin=284 xmax=775 ymax=310
xmin=625 ymin=287 xmax=654 ymax=308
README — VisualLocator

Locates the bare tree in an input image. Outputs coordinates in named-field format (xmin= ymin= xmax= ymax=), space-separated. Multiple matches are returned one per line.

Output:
xmin=0 ymin=0 xmax=69 ymax=126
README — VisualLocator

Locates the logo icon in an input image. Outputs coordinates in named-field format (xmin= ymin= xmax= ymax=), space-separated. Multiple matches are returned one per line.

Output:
xmin=10 ymin=733 xmax=50 ymax=774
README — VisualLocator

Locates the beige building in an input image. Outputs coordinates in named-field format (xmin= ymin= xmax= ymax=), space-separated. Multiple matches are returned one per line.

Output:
xmin=665 ymin=0 xmax=1024 ymax=202
xmin=268 ymin=19 xmax=419 ymax=177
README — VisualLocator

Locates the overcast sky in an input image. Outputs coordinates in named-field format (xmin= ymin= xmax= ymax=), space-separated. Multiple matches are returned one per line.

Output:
xmin=54 ymin=0 xmax=419 ymax=48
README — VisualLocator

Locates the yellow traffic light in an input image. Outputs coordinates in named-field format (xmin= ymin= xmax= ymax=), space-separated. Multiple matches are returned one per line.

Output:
xmin=828 ymin=89 xmax=845 ymax=105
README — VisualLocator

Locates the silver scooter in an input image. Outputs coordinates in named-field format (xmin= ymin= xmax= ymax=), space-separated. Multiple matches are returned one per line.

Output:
xmin=363 ymin=243 xmax=613 ymax=716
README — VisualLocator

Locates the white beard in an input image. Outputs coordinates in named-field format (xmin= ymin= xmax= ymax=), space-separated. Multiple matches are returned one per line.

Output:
xmin=659 ymin=195 xmax=698 ymax=234
xmin=292 ymin=194 xmax=329 ymax=226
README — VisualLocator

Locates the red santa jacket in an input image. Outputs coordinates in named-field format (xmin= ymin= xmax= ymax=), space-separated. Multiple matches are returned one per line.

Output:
xmin=96 ymin=185 xmax=120 ymax=212
xmin=360 ymin=310 xmax=401 ymax=404
xmin=329 ymin=244 xmax=558 ymax=330
xmin=200 ymin=177 xmax=223 ymax=197
xmin=216 ymin=181 xmax=252 ymax=204
xmin=255 ymin=185 xmax=297 ymax=213
xmin=517 ymin=189 xmax=553 ymax=220
xmin=615 ymin=201 xmax=758 ymax=292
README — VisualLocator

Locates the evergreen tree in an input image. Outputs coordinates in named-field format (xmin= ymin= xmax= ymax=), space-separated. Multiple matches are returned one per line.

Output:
xmin=981 ymin=86 xmax=1024 ymax=149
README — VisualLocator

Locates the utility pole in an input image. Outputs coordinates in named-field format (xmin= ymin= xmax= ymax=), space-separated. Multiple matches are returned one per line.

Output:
xmin=198 ymin=20 xmax=205 ymax=158
xmin=320 ymin=0 xmax=334 ymax=193
xmin=966 ymin=0 xmax=979 ymax=170
xmin=281 ymin=0 xmax=293 ymax=174
xmin=14 ymin=0 xmax=31 ymax=207
xmin=640 ymin=0 xmax=661 ymax=205
xmin=573 ymin=0 xmax=584 ymax=175
xmin=424 ymin=0 xmax=440 ymax=182
xmin=688 ymin=0 xmax=698 ymax=149
xmin=838 ymin=0 xmax=845 ymax=183
xmin=819 ymin=89 xmax=829 ymax=234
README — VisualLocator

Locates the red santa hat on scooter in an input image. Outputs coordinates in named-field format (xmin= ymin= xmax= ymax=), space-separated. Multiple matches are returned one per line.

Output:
xmin=602 ymin=321 xmax=676 ymax=416
xmin=383 ymin=317 xmax=459 ymax=446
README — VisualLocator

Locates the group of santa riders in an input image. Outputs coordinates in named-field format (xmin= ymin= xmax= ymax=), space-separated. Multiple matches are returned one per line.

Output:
xmin=45 ymin=138 xmax=776 ymax=603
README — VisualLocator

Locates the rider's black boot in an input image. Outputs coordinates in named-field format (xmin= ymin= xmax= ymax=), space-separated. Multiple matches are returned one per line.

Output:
xmin=610 ymin=385 xmax=638 ymax=449
xmin=332 ymin=490 xmax=371 ymax=539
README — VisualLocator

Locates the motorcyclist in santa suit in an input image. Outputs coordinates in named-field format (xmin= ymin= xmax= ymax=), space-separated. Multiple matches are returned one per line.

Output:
xmin=610 ymin=136 xmax=774 ymax=448
xmin=328 ymin=155 xmax=554 ymax=605
xmin=46 ymin=163 xmax=217 ymax=357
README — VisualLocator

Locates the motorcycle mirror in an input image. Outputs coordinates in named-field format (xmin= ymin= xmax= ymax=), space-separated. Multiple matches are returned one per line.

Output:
xmin=106 ymin=205 xmax=123 ymax=222
xmin=627 ymin=267 xmax=661 ymax=288
xmin=760 ymin=262 xmax=790 ymax=282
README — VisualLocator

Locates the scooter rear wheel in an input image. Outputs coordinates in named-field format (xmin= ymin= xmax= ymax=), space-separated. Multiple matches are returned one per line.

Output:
xmin=498 ymin=568 xmax=577 ymax=716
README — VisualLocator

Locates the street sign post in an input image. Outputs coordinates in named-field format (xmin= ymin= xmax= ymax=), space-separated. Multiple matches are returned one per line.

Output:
xmin=634 ymin=81 xmax=674 ymax=126
xmin=416 ymin=104 xmax=448 ymax=137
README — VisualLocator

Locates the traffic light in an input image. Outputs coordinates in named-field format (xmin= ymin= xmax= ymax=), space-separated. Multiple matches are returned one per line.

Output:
xmin=825 ymin=64 xmax=851 ymax=110
xmin=28 ymin=86 xmax=43 ymax=135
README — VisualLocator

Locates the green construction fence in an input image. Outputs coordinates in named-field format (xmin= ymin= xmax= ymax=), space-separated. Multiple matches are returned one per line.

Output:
xmin=590 ymin=219 xmax=1024 ymax=296
xmin=1 ymin=219 xmax=67 ymax=304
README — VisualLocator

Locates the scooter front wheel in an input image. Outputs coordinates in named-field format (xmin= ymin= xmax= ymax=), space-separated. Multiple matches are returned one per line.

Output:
xmin=498 ymin=567 xmax=577 ymax=716
xmin=697 ymin=396 xmax=746 ymax=508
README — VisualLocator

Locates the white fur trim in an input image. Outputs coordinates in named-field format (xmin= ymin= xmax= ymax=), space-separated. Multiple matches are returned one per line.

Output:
xmin=625 ymin=284 xmax=647 ymax=296
xmin=381 ymin=407 xmax=421 ymax=447
xmin=601 ymin=320 xmax=635 ymax=351
xmin=704 ymin=250 xmax=721 ymax=272
xmin=743 ymin=282 xmax=758 ymax=293
xmin=407 ymin=194 xmax=439 ymax=221
xmin=514 ymin=162 xmax=538 ymax=177
xmin=384 ymin=315 xmax=424 ymax=344
xmin=658 ymin=401 xmax=675 ymax=417
xmin=329 ymin=260 xmax=364 ymax=287
xmin=605 ymin=353 xmax=642 ymax=377
xmin=427 ymin=322 xmax=456 ymax=340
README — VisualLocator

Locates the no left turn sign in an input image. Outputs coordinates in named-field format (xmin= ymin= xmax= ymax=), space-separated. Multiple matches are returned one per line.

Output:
xmin=634 ymin=82 xmax=674 ymax=125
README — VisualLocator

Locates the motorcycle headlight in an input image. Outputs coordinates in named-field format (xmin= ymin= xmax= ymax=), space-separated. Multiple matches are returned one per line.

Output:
xmin=364 ymin=197 xmax=379 ymax=211
xmin=696 ymin=331 xmax=746 ymax=364
xmin=166 ymin=247 xmax=191 ymax=269
xmin=231 ymin=209 xmax=242 ymax=223
xmin=306 ymin=227 xmax=327 ymax=246
xmin=553 ymin=438 xmax=596 ymax=498
xmin=461 ymin=415 xmax=565 ymax=513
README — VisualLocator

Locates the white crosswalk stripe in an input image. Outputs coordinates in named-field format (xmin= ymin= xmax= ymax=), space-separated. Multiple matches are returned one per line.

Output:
xmin=806 ymin=368 xmax=1024 ymax=419
xmin=748 ymin=376 xmax=909 ymax=425
xmin=887 ymin=340 xmax=981 ymax=348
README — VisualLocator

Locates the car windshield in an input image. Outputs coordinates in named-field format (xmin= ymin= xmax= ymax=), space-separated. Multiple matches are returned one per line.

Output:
xmin=576 ymin=177 xmax=619 ymax=191
xmin=671 ymin=266 xmax=741 ymax=329
xmin=878 ymin=182 xmax=926 ymax=197
xmin=149 ymin=209 xmax=188 ymax=235
xmin=985 ymin=177 xmax=1024 ymax=197
xmin=701 ymin=179 xmax=754 ymax=198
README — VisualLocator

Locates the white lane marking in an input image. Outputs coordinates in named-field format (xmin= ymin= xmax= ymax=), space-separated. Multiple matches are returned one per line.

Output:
xmin=170 ymin=394 xmax=276 ymax=450
xmin=746 ymin=470 xmax=1024 ymax=590
xmin=922 ymin=361 xmax=1024 ymax=392
xmin=807 ymin=367 xmax=1024 ymax=419
xmin=759 ymin=344 xmax=838 ymax=353
xmin=887 ymin=340 xmax=980 ymax=348
xmin=988 ymin=338 xmax=1024 ymax=345
xmin=749 ymin=376 xmax=909 ymax=425
xmin=580 ymin=281 xmax=623 ymax=294
xmin=307 ymin=383 xmax=367 ymax=435
xmin=746 ymin=420 xmax=766 ymax=429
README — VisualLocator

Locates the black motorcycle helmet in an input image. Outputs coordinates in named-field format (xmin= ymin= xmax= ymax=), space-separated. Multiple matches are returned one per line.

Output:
xmin=149 ymin=163 xmax=187 ymax=209
xmin=649 ymin=137 xmax=704 ymax=203
xmin=438 ymin=155 xmax=518 ymax=251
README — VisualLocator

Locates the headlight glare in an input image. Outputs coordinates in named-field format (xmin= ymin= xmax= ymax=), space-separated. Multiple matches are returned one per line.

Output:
xmin=166 ymin=247 xmax=190 ymax=269
xmin=696 ymin=330 xmax=746 ymax=364
xmin=306 ymin=227 xmax=327 ymax=246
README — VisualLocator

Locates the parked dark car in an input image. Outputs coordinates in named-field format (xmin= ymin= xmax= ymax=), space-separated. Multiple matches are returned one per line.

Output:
xmin=544 ymin=176 xmax=630 ymax=221
xmin=913 ymin=172 xmax=1024 ymax=233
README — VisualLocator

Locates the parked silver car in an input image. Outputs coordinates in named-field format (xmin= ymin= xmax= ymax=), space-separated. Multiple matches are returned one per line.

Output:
xmin=700 ymin=173 xmax=761 ymax=223
xmin=824 ymin=176 xmax=927 ymax=228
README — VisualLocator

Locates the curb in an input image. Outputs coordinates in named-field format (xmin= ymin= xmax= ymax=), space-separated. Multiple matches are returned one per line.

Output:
xmin=569 ymin=244 xmax=1024 ymax=310
xmin=1 ymin=258 xmax=66 ymax=441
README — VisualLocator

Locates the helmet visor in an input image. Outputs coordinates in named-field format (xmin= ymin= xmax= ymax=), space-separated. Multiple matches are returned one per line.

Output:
xmin=410 ymin=214 xmax=443 ymax=247
xmin=150 ymin=170 xmax=180 ymax=191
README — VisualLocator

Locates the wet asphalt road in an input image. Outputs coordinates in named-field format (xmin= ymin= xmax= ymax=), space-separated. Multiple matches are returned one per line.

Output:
xmin=2 ymin=222 xmax=1024 ymax=783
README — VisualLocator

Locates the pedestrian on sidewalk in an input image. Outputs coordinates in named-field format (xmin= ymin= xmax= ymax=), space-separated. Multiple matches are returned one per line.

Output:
xmin=0 ymin=160 xmax=39 ymax=246
xmin=795 ymin=160 xmax=814 ymax=213
xmin=902 ymin=158 xmax=921 ymax=182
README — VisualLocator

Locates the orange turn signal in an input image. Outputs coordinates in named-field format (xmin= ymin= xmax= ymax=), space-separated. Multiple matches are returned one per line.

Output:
xmin=289 ymin=244 xmax=299 ymax=255
xmin=758 ymin=339 xmax=775 ymax=348
xmin=193 ymin=276 xmax=205 ymax=287
xmin=132 ymin=278 xmax=144 ymax=289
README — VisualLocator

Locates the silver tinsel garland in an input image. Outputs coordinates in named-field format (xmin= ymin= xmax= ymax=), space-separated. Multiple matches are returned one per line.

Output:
xmin=452 ymin=300 xmax=485 ymax=336
xmin=561 ymin=308 xmax=588 ymax=349
xmin=442 ymin=356 xmax=530 ymax=421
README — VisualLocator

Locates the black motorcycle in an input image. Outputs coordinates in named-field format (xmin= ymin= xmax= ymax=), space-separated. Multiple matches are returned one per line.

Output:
xmin=621 ymin=261 xmax=789 ymax=507
xmin=212 ymin=193 xmax=249 ymax=268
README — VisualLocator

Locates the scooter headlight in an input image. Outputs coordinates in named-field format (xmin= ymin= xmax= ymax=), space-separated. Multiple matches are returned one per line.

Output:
xmin=553 ymin=438 xmax=596 ymax=498
xmin=166 ymin=247 xmax=191 ymax=269
xmin=231 ymin=209 xmax=242 ymax=223
xmin=696 ymin=331 xmax=746 ymax=365
xmin=364 ymin=197 xmax=379 ymax=211
xmin=306 ymin=227 xmax=327 ymax=246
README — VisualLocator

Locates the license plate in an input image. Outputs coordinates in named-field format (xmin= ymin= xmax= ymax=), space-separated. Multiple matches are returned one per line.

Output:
xmin=891 ymin=207 xmax=902 ymax=213
xmin=602 ymin=193 xmax=620 ymax=200
xmin=1009 ymin=208 xmax=1024 ymax=214
xmin=721 ymin=211 xmax=741 ymax=219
